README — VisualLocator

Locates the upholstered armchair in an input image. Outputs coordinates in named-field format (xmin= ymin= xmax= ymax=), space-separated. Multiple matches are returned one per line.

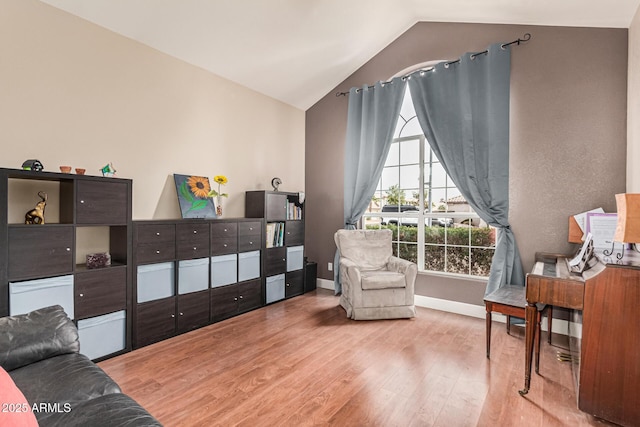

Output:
xmin=334 ymin=229 xmax=416 ymax=320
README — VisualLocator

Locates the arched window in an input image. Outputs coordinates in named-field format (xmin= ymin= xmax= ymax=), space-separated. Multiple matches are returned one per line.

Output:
xmin=363 ymin=74 xmax=495 ymax=277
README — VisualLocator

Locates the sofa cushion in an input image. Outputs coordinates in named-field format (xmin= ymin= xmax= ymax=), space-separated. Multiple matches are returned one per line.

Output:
xmin=361 ymin=270 xmax=406 ymax=290
xmin=9 ymin=353 xmax=121 ymax=423
xmin=38 ymin=393 xmax=162 ymax=427
xmin=0 ymin=305 xmax=79 ymax=371
xmin=0 ymin=366 xmax=38 ymax=427
xmin=335 ymin=229 xmax=392 ymax=270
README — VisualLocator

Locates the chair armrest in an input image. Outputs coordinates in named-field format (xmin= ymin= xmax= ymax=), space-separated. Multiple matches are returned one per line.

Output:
xmin=0 ymin=305 xmax=79 ymax=371
xmin=339 ymin=258 xmax=363 ymax=301
xmin=387 ymin=256 xmax=417 ymax=276
xmin=387 ymin=256 xmax=417 ymax=300
xmin=339 ymin=258 xmax=362 ymax=284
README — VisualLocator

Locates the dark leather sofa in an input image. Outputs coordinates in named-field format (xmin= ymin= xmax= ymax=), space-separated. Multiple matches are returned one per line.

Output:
xmin=0 ymin=305 xmax=161 ymax=427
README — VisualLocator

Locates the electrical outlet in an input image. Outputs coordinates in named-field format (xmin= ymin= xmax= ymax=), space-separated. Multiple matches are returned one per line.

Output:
xmin=328 ymin=262 xmax=333 ymax=271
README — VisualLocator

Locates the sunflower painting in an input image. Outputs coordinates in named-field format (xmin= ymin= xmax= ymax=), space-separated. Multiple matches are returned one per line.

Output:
xmin=173 ymin=174 xmax=217 ymax=218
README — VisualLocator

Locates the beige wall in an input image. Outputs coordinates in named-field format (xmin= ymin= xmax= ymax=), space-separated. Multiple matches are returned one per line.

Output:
xmin=306 ymin=23 xmax=628 ymax=305
xmin=1 ymin=0 xmax=305 ymax=221
xmin=630 ymin=6 xmax=640 ymax=192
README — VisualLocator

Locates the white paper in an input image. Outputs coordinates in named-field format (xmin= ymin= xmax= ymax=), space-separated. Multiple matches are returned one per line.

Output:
xmin=573 ymin=208 xmax=604 ymax=233
xmin=586 ymin=212 xmax=622 ymax=256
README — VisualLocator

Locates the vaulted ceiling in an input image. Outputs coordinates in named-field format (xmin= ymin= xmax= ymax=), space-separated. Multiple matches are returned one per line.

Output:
xmin=40 ymin=0 xmax=640 ymax=110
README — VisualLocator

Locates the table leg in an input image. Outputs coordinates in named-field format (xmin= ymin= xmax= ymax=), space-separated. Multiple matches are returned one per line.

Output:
xmin=547 ymin=306 xmax=553 ymax=344
xmin=519 ymin=302 xmax=537 ymax=396
xmin=535 ymin=311 xmax=541 ymax=374
xmin=485 ymin=304 xmax=492 ymax=359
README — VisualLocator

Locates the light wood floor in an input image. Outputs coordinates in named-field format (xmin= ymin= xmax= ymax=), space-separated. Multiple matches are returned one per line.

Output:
xmin=99 ymin=289 xmax=614 ymax=427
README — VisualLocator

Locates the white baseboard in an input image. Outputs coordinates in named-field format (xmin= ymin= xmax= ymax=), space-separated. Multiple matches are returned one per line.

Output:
xmin=414 ymin=295 xmax=573 ymax=336
xmin=316 ymin=280 xmax=574 ymax=337
xmin=317 ymin=278 xmax=334 ymax=290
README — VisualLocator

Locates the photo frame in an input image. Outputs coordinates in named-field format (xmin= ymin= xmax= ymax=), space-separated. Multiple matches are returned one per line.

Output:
xmin=173 ymin=174 xmax=217 ymax=219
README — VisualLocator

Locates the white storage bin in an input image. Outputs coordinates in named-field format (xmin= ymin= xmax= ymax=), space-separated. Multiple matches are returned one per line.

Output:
xmin=211 ymin=254 xmax=237 ymax=288
xmin=137 ymin=262 xmax=175 ymax=303
xmin=266 ymin=274 xmax=285 ymax=304
xmin=78 ymin=310 xmax=126 ymax=360
xmin=9 ymin=275 xmax=74 ymax=319
xmin=178 ymin=258 xmax=209 ymax=294
xmin=287 ymin=245 xmax=304 ymax=272
xmin=238 ymin=250 xmax=260 ymax=282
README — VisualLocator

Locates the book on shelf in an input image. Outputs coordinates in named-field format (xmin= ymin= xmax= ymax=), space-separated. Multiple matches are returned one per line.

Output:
xmin=287 ymin=202 xmax=302 ymax=220
xmin=266 ymin=222 xmax=285 ymax=248
xmin=278 ymin=222 xmax=284 ymax=246
xmin=266 ymin=223 xmax=275 ymax=248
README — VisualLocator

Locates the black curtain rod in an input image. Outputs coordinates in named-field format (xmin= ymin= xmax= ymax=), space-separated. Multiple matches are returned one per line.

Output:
xmin=335 ymin=32 xmax=531 ymax=97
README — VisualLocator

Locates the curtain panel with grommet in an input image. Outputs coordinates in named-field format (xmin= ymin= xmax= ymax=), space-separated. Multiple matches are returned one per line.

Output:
xmin=334 ymin=77 xmax=407 ymax=294
xmin=408 ymin=42 xmax=525 ymax=295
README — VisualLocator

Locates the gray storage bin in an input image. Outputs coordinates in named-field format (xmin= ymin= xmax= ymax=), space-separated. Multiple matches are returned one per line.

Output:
xmin=178 ymin=258 xmax=209 ymax=294
xmin=266 ymin=274 xmax=285 ymax=304
xmin=211 ymin=254 xmax=237 ymax=288
xmin=287 ymin=245 xmax=304 ymax=272
xmin=137 ymin=262 xmax=175 ymax=303
xmin=9 ymin=275 xmax=74 ymax=319
xmin=238 ymin=250 xmax=260 ymax=281
xmin=77 ymin=310 xmax=126 ymax=360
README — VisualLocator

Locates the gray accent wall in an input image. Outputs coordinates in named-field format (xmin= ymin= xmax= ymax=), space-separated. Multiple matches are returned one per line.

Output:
xmin=305 ymin=22 xmax=628 ymax=306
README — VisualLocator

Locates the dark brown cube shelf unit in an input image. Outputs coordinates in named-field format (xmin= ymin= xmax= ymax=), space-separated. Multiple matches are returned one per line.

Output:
xmin=132 ymin=218 xmax=264 ymax=349
xmin=245 ymin=190 xmax=306 ymax=305
xmin=0 ymin=167 xmax=132 ymax=361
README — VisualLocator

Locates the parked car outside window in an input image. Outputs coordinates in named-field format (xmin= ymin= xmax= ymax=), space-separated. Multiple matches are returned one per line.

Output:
xmin=380 ymin=205 xmax=453 ymax=227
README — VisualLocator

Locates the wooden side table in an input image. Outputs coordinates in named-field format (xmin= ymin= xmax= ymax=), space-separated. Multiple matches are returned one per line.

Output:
xmin=484 ymin=284 xmax=552 ymax=373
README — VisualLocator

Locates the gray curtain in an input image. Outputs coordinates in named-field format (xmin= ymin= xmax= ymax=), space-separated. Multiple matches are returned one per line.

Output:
xmin=334 ymin=77 xmax=407 ymax=294
xmin=408 ymin=43 xmax=525 ymax=295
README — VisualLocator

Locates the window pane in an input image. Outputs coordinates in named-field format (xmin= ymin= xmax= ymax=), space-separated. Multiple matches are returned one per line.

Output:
xmin=364 ymin=216 xmax=383 ymax=228
xmin=381 ymin=167 xmax=399 ymax=191
xmin=447 ymin=227 xmax=470 ymax=246
xmin=446 ymin=247 xmax=470 ymax=274
xmin=399 ymin=164 xmax=420 ymax=190
xmin=471 ymin=248 xmax=494 ymax=276
xmin=386 ymin=142 xmax=400 ymax=166
xmin=399 ymin=117 xmax=423 ymax=138
xmin=425 ymin=228 xmax=444 ymax=244
xmin=425 ymin=245 xmax=445 ymax=272
xmin=471 ymin=227 xmax=495 ymax=247
xmin=399 ymin=88 xmax=415 ymax=120
xmin=430 ymin=162 xmax=447 ymax=188
xmin=427 ymin=188 xmax=447 ymax=212
xmin=400 ymin=138 xmax=420 ymax=165
xmin=394 ymin=243 xmax=418 ymax=262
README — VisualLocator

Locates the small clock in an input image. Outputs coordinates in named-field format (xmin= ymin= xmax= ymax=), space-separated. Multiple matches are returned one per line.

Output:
xmin=271 ymin=177 xmax=282 ymax=191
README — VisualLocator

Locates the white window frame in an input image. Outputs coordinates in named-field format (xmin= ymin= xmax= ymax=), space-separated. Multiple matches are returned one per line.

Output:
xmin=363 ymin=131 xmax=494 ymax=278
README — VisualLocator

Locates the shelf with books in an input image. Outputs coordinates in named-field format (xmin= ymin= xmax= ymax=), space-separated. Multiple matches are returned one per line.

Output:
xmin=265 ymin=222 xmax=285 ymax=248
xmin=245 ymin=190 xmax=307 ymax=304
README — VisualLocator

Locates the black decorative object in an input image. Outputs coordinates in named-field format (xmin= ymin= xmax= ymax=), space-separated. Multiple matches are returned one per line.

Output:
xmin=271 ymin=177 xmax=282 ymax=191
xmin=22 ymin=159 xmax=43 ymax=171
xmin=24 ymin=191 xmax=47 ymax=224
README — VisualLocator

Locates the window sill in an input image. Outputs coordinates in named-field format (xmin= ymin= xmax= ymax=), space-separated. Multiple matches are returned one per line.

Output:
xmin=417 ymin=270 xmax=488 ymax=284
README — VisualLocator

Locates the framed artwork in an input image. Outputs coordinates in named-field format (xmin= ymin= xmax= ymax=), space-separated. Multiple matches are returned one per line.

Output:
xmin=173 ymin=174 xmax=217 ymax=219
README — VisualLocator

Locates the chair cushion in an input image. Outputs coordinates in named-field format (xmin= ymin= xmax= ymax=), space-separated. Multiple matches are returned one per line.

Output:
xmin=335 ymin=229 xmax=392 ymax=270
xmin=361 ymin=270 xmax=406 ymax=290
